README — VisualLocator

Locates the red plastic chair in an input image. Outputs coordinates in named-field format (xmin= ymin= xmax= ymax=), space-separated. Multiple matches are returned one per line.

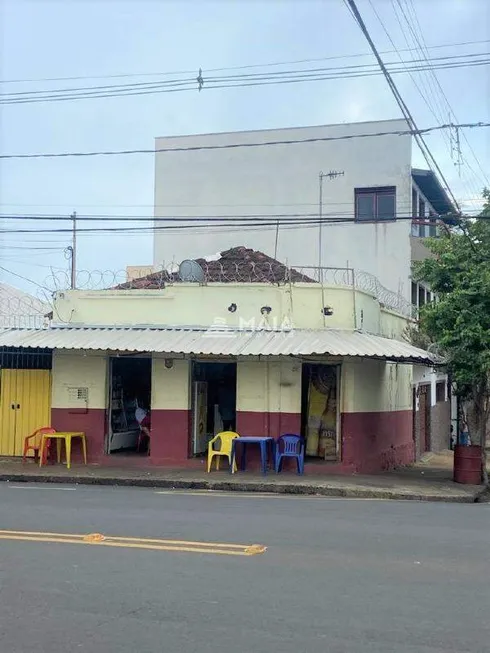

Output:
xmin=23 ymin=427 xmax=56 ymax=463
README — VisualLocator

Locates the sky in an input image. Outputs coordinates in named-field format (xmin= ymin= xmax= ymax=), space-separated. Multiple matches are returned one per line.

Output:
xmin=0 ymin=0 xmax=489 ymax=298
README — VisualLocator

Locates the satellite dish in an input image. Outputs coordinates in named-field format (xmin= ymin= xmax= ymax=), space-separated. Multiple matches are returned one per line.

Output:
xmin=178 ymin=259 xmax=205 ymax=282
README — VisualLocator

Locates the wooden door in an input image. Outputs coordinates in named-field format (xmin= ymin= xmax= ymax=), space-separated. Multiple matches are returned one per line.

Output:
xmin=0 ymin=369 xmax=51 ymax=456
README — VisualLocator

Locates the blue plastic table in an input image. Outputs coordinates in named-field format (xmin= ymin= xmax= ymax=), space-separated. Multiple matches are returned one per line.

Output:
xmin=231 ymin=437 xmax=275 ymax=475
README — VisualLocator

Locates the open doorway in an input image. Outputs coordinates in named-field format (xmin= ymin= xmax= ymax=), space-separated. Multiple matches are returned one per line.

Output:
xmin=191 ymin=361 xmax=237 ymax=456
xmin=301 ymin=363 xmax=340 ymax=461
xmin=108 ymin=356 xmax=151 ymax=455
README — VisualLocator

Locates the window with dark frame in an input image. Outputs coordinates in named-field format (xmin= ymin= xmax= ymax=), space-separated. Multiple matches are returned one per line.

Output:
xmin=411 ymin=281 xmax=418 ymax=307
xmin=355 ymin=187 xmax=396 ymax=222
xmin=436 ymin=381 xmax=445 ymax=403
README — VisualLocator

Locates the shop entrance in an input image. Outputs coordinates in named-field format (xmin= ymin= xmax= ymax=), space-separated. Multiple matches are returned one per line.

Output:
xmin=190 ymin=362 xmax=237 ymax=456
xmin=108 ymin=357 xmax=151 ymax=455
xmin=301 ymin=363 xmax=340 ymax=461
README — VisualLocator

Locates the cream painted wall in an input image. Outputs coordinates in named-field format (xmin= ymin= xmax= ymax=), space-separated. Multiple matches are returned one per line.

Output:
xmin=379 ymin=309 xmax=412 ymax=340
xmin=236 ymin=359 xmax=301 ymax=414
xmin=153 ymin=120 xmax=413 ymax=299
xmin=50 ymin=350 xmax=412 ymax=419
xmin=342 ymin=359 xmax=412 ymax=414
xmin=53 ymin=283 xmax=408 ymax=336
xmin=236 ymin=361 xmax=267 ymax=413
xmin=152 ymin=358 xmax=189 ymax=410
xmin=268 ymin=360 xmax=302 ymax=414
xmin=53 ymin=284 xmax=342 ymax=329
xmin=354 ymin=292 xmax=381 ymax=332
xmin=52 ymin=351 xmax=107 ymax=410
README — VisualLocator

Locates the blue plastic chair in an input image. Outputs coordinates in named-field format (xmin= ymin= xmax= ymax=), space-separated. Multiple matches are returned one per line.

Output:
xmin=275 ymin=434 xmax=305 ymax=475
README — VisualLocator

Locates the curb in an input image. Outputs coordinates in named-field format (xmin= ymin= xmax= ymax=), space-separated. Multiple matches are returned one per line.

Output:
xmin=0 ymin=473 xmax=483 ymax=503
xmin=475 ymin=486 xmax=490 ymax=503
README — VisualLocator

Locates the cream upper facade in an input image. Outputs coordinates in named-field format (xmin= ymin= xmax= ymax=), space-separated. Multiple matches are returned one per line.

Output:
xmin=153 ymin=119 xmax=453 ymax=302
xmin=51 ymin=282 xmax=410 ymax=340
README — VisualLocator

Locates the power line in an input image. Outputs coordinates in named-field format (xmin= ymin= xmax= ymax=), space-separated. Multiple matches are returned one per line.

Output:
xmin=0 ymin=265 xmax=50 ymax=291
xmin=0 ymin=245 xmax=63 ymax=250
xmin=343 ymin=0 xmax=461 ymax=212
xmin=373 ymin=0 xmax=480 ymax=206
xmin=2 ymin=37 xmax=488 ymax=84
xmin=0 ymin=75 xmax=195 ymax=99
xmin=368 ymin=0 xmax=452 ymax=155
xmin=392 ymin=0 xmax=489 ymax=197
xmin=393 ymin=0 xmax=452 ymax=131
xmin=1 ymin=54 xmax=488 ymax=105
xmin=0 ymin=121 xmax=488 ymax=160
xmin=405 ymin=2 xmax=490 ymax=190
xmin=0 ymin=212 xmax=483 ymax=243
xmin=0 ymin=196 xmax=484 ymax=209
xmin=0 ymin=211 xmax=464 ymax=221
xmin=0 ymin=214 xmax=480 ymax=237
xmin=2 ymin=51 xmax=484 ymax=98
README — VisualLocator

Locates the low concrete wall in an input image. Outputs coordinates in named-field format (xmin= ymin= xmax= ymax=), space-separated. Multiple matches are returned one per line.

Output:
xmin=430 ymin=401 xmax=451 ymax=452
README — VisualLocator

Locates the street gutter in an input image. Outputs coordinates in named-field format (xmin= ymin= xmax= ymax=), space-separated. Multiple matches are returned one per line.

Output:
xmin=0 ymin=473 xmax=485 ymax=504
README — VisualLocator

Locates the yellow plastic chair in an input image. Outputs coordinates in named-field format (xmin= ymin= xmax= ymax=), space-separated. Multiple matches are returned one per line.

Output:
xmin=207 ymin=431 xmax=240 ymax=473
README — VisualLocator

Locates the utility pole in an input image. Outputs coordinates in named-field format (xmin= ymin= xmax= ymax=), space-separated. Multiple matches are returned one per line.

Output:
xmin=70 ymin=211 xmax=77 ymax=289
xmin=318 ymin=170 xmax=344 ymax=325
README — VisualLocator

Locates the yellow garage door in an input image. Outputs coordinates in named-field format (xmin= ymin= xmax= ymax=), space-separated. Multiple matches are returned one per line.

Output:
xmin=0 ymin=369 xmax=51 ymax=457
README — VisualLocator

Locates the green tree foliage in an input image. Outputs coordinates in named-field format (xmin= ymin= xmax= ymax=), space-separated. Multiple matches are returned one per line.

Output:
xmin=414 ymin=190 xmax=490 ymax=483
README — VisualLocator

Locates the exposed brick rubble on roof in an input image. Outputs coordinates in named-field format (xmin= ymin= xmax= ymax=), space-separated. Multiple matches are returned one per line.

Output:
xmin=115 ymin=247 xmax=316 ymax=289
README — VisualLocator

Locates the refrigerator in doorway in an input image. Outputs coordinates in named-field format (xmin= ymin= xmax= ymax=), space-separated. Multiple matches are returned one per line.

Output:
xmin=192 ymin=381 xmax=208 ymax=455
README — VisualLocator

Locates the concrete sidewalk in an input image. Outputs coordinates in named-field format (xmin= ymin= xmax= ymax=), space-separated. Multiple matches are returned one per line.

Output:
xmin=0 ymin=451 xmax=486 ymax=503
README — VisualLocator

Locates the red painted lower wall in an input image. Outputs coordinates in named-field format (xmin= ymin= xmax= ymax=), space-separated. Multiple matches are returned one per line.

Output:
xmin=230 ymin=411 xmax=300 ymax=472
xmin=149 ymin=408 xmax=189 ymax=464
xmin=342 ymin=410 xmax=414 ymax=473
xmin=51 ymin=408 xmax=190 ymax=465
xmin=50 ymin=407 xmax=414 ymax=475
xmin=51 ymin=408 xmax=106 ymax=463
xmin=236 ymin=411 xmax=301 ymax=438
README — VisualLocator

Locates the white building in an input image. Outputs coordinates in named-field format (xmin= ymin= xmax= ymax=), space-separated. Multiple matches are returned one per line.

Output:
xmin=153 ymin=119 xmax=454 ymax=301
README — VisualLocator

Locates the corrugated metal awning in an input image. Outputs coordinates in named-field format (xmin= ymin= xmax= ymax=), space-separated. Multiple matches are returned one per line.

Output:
xmin=0 ymin=326 xmax=436 ymax=364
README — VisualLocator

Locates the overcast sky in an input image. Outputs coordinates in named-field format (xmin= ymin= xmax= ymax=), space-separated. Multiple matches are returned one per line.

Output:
xmin=0 ymin=0 xmax=488 ymax=295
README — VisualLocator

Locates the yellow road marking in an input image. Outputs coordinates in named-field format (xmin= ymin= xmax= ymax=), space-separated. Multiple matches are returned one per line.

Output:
xmin=0 ymin=530 xmax=266 ymax=557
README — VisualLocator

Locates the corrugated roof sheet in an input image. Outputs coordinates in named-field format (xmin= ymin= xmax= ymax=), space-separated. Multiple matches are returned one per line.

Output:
xmin=0 ymin=326 xmax=435 ymax=364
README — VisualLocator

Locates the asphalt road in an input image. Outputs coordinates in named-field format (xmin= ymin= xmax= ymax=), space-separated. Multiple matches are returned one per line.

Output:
xmin=0 ymin=484 xmax=489 ymax=653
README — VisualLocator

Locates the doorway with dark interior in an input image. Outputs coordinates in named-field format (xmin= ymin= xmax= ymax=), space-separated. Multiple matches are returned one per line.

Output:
xmin=301 ymin=363 xmax=340 ymax=461
xmin=191 ymin=361 xmax=237 ymax=456
xmin=418 ymin=384 xmax=431 ymax=453
xmin=108 ymin=356 xmax=152 ymax=455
